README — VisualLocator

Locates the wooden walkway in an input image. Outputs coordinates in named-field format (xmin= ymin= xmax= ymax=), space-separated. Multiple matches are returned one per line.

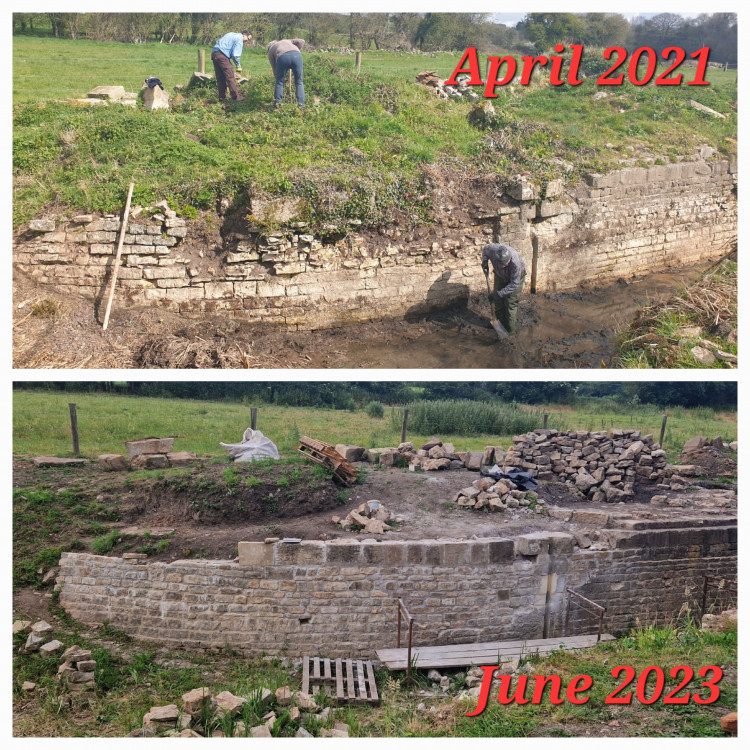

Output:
xmin=376 ymin=634 xmax=615 ymax=670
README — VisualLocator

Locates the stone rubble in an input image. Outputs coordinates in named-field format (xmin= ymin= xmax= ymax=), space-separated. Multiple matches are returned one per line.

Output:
xmin=57 ymin=645 xmax=97 ymax=693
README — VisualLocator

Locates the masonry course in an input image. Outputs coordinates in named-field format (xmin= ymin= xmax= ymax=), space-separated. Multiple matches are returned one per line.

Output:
xmin=14 ymin=158 xmax=736 ymax=330
xmin=57 ymin=519 xmax=736 ymax=658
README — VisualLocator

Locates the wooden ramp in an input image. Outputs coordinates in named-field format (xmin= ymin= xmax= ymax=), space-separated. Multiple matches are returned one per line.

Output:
xmin=377 ymin=633 xmax=615 ymax=670
xmin=301 ymin=656 xmax=379 ymax=704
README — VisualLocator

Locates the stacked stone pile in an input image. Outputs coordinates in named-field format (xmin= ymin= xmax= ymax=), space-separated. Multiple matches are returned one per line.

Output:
xmin=135 ymin=685 xmax=349 ymax=737
xmin=503 ymin=428 xmax=668 ymax=502
xmin=415 ymin=71 xmax=479 ymax=100
xmin=333 ymin=500 xmax=403 ymax=534
xmin=57 ymin=645 xmax=97 ymax=693
xmin=99 ymin=436 xmax=197 ymax=470
xmin=19 ymin=619 xmax=61 ymax=654
xmin=453 ymin=475 xmax=541 ymax=513
xmin=354 ymin=439 xmax=503 ymax=472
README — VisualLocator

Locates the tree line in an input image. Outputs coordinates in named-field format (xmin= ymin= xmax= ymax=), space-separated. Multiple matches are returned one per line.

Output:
xmin=12 ymin=12 xmax=737 ymax=63
xmin=13 ymin=382 xmax=737 ymax=411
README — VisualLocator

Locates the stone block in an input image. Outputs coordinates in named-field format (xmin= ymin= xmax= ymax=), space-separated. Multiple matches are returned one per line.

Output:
xmin=125 ymin=438 xmax=175 ymax=457
xmin=130 ymin=454 xmax=169 ymax=469
xmin=516 ymin=533 xmax=549 ymax=556
xmin=98 ymin=454 xmax=128 ymax=471
xmin=143 ymin=86 xmax=170 ymax=110
xmin=238 ymin=541 xmax=274 ymax=566
xmin=88 ymin=85 xmax=126 ymax=101
xmin=275 ymin=541 xmax=324 ymax=566
xmin=167 ymin=451 xmax=197 ymax=466
xmin=335 ymin=445 xmax=365 ymax=461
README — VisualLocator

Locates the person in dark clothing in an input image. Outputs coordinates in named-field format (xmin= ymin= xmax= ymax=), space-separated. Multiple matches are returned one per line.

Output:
xmin=481 ymin=243 xmax=526 ymax=334
xmin=267 ymin=38 xmax=305 ymax=107
xmin=211 ymin=30 xmax=252 ymax=101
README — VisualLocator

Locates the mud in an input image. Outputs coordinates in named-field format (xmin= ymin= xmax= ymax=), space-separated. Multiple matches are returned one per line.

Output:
xmin=13 ymin=263 xmax=708 ymax=369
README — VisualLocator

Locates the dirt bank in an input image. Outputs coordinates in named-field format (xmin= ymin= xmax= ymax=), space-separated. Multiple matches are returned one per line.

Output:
xmin=13 ymin=262 xmax=708 ymax=369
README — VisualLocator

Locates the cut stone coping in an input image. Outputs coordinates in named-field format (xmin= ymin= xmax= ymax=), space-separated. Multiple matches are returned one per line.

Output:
xmin=33 ymin=456 xmax=86 ymax=467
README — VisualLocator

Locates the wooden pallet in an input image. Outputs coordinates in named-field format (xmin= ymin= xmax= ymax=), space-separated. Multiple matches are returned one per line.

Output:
xmin=298 ymin=436 xmax=359 ymax=486
xmin=301 ymin=656 xmax=379 ymax=704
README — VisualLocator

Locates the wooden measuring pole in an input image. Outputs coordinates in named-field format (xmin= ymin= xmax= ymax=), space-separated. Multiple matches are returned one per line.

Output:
xmin=288 ymin=69 xmax=293 ymax=101
xmin=102 ymin=181 xmax=135 ymax=330
xmin=401 ymin=409 xmax=409 ymax=444
xmin=659 ymin=414 xmax=668 ymax=448
xmin=355 ymin=51 xmax=361 ymax=73
xmin=69 ymin=403 xmax=80 ymax=456
xmin=198 ymin=49 xmax=205 ymax=74
xmin=251 ymin=408 xmax=258 ymax=430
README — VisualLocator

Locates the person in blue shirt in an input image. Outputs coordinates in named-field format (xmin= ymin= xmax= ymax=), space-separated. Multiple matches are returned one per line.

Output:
xmin=211 ymin=30 xmax=252 ymax=101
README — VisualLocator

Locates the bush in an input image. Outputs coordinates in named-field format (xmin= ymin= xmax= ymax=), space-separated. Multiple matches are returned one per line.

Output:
xmin=365 ymin=401 xmax=385 ymax=418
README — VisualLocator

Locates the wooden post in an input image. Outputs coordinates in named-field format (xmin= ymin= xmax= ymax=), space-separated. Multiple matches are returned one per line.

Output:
xmin=251 ymin=408 xmax=258 ymax=430
xmin=69 ymin=403 xmax=80 ymax=456
xmin=102 ymin=181 xmax=135 ymax=330
xmin=355 ymin=51 xmax=361 ymax=73
xmin=198 ymin=49 xmax=205 ymax=74
xmin=659 ymin=414 xmax=668 ymax=448
xmin=401 ymin=409 xmax=409 ymax=444
xmin=543 ymin=413 xmax=549 ymax=430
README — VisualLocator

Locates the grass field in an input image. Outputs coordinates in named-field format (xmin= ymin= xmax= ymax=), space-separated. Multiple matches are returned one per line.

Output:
xmin=13 ymin=390 xmax=736 ymax=461
xmin=12 ymin=37 xmax=737 ymax=226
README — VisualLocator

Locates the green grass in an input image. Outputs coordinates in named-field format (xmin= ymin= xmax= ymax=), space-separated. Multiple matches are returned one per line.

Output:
xmin=12 ymin=37 xmax=737 ymax=227
xmin=13 ymin=390 xmax=736 ymax=461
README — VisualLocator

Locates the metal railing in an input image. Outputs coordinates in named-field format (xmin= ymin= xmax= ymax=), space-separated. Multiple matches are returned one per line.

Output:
xmin=563 ymin=588 xmax=606 ymax=641
xmin=396 ymin=598 xmax=415 ymax=681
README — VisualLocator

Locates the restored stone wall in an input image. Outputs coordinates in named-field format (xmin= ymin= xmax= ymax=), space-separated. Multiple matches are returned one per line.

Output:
xmin=58 ymin=522 xmax=736 ymax=657
xmin=15 ymin=158 xmax=736 ymax=330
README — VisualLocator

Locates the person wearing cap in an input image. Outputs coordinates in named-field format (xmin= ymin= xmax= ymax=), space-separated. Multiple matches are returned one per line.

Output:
xmin=481 ymin=243 xmax=526 ymax=334
xmin=212 ymin=30 xmax=252 ymax=101
xmin=268 ymin=38 xmax=306 ymax=108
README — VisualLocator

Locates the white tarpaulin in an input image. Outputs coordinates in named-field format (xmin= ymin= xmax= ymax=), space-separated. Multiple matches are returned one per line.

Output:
xmin=220 ymin=428 xmax=280 ymax=462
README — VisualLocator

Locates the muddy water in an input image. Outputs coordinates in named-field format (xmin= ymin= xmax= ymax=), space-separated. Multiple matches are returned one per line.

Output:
xmin=306 ymin=264 xmax=707 ymax=369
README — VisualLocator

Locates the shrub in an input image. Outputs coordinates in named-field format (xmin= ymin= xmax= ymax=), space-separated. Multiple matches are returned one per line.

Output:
xmin=365 ymin=401 xmax=385 ymax=419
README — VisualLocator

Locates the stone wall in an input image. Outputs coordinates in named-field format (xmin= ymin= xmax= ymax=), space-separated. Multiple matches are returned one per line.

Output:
xmin=58 ymin=521 xmax=736 ymax=657
xmin=15 ymin=158 xmax=736 ymax=330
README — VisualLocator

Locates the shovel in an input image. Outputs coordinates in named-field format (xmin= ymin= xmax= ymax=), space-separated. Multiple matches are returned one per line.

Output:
xmin=484 ymin=270 xmax=509 ymax=340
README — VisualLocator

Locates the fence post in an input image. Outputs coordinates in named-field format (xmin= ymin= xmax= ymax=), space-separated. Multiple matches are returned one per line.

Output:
xmin=251 ymin=408 xmax=258 ymax=430
xmin=198 ymin=49 xmax=205 ymax=74
xmin=543 ymin=413 xmax=549 ymax=430
xmin=355 ymin=51 xmax=361 ymax=73
xmin=69 ymin=403 xmax=80 ymax=456
xmin=659 ymin=414 xmax=668 ymax=448
xmin=401 ymin=409 xmax=409 ymax=444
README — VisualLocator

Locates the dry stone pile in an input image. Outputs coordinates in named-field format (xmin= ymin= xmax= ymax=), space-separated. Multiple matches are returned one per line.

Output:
xmin=333 ymin=500 xmax=403 ymax=534
xmin=57 ymin=645 xmax=97 ymax=693
xmin=135 ymin=685 xmax=348 ymax=737
xmin=356 ymin=438 xmax=501 ymax=473
xmin=453 ymin=476 xmax=540 ymax=513
xmin=99 ymin=436 xmax=197 ymax=471
xmin=503 ymin=428 xmax=668 ymax=502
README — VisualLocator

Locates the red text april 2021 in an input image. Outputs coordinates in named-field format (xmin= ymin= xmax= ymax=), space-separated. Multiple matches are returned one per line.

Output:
xmin=448 ymin=46 xmax=712 ymax=95
xmin=466 ymin=665 xmax=723 ymax=715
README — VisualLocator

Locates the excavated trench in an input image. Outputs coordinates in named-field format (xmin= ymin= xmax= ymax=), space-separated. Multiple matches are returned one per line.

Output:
xmin=300 ymin=263 xmax=708 ymax=369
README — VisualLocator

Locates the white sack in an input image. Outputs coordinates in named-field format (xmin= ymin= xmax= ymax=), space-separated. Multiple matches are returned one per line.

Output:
xmin=220 ymin=427 xmax=280 ymax=462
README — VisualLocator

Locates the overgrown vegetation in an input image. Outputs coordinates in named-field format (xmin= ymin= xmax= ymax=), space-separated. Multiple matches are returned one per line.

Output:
xmin=13 ymin=36 xmax=737 ymax=227
xmin=615 ymin=258 xmax=737 ymax=368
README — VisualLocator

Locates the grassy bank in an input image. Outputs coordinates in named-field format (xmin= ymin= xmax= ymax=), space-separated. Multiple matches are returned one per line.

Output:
xmin=13 ymin=390 xmax=737 ymax=460
xmin=13 ymin=37 xmax=737 ymax=226
xmin=13 ymin=613 xmax=736 ymax=737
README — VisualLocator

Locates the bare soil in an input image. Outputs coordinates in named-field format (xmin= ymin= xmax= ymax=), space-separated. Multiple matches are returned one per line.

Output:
xmin=13 ymin=454 xmax=736 ymax=563
xmin=13 ymin=262 xmax=708 ymax=369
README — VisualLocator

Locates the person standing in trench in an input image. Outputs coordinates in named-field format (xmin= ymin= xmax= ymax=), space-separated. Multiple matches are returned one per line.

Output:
xmin=481 ymin=242 xmax=526 ymax=335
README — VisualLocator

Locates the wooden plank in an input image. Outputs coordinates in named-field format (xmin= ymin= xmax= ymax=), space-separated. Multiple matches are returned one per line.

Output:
xmin=313 ymin=657 xmax=320 ymax=680
xmin=377 ymin=635 xmax=614 ymax=670
xmin=376 ymin=634 xmax=611 ymax=661
xmin=356 ymin=660 xmax=367 ymax=701
xmin=335 ymin=658 xmax=344 ymax=700
xmin=345 ymin=659 xmax=356 ymax=699
xmin=365 ymin=660 xmax=379 ymax=703
xmin=323 ymin=658 xmax=332 ymax=683
xmin=302 ymin=656 xmax=310 ymax=695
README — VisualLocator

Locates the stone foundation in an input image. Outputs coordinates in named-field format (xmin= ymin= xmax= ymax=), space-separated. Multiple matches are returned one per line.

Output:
xmin=58 ymin=520 xmax=736 ymax=657
xmin=15 ymin=158 xmax=737 ymax=330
